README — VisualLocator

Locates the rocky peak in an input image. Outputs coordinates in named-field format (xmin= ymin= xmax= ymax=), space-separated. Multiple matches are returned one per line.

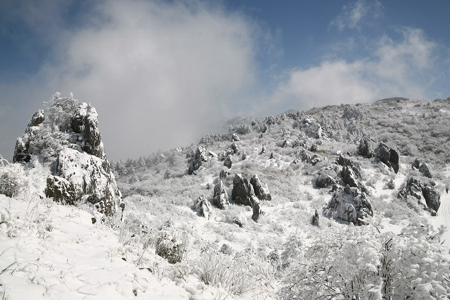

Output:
xmin=13 ymin=93 xmax=122 ymax=216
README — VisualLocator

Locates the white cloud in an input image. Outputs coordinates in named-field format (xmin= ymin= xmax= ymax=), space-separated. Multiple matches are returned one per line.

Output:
xmin=331 ymin=0 xmax=382 ymax=31
xmin=32 ymin=0 xmax=259 ymax=159
xmin=273 ymin=28 xmax=437 ymax=110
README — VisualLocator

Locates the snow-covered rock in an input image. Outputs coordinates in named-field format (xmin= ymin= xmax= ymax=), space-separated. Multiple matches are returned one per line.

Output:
xmin=13 ymin=94 xmax=122 ymax=216
xmin=250 ymin=175 xmax=272 ymax=201
xmin=212 ymin=180 xmax=229 ymax=209
xmin=188 ymin=146 xmax=208 ymax=175
xmin=232 ymin=173 xmax=254 ymax=206
xmin=375 ymin=143 xmax=400 ymax=174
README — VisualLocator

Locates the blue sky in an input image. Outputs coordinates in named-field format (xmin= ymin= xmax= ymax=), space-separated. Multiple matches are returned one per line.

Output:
xmin=0 ymin=0 xmax=449 ymax=160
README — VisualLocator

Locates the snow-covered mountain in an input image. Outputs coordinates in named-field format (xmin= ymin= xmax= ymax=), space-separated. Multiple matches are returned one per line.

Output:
xmin=1 ymin=96 xmax=449 ymax=299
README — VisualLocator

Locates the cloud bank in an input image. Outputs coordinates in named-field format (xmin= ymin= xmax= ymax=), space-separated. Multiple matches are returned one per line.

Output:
xmin=272 ymin=28 xmax=437 ymax=110
xmin=4 ymin=0 xmax=260 ymax=160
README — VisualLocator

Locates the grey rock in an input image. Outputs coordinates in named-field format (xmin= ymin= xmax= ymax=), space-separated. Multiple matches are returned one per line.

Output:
xmin=315 ymin=173 xmax=336 ymax=188
xmin=251 ymin=197 xmax=262 ymax=222
xmin=188 ymin=146 xmax=208 ymax=175
xmin=341 ymin=166 xmax=359 ymax=188
xmin=326 ymin=187 xmax=373 ymax=225
xmin=422 ymin=185 xmax=441 ymax=214
xmin=358 ymin=139 xmax=374 ymax=158
xmin=196 ymin=195 xmax=212 ymax=219
xmin=375 ymin=143 xmax=399 ymax=173
xmin=250 ymin=175 xmax=272 ymax=201
xmin=224 ymin=155 xmax=232 ymax=169
xmin=212 ymin=180 xmax=229 ymax=209
xmin=231 ymin=174 xmax=254 ymax=206
xmin=219 ymin=169 xmax=229 ymax=179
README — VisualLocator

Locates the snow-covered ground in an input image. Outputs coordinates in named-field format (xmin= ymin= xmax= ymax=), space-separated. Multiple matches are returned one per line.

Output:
xmin=1 ymin=98 xmax=450 ymax=299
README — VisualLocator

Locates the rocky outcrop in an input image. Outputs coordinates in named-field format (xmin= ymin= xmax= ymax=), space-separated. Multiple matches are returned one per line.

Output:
xmin=196 ymin=195 xmax=212 ymax=219
xmin=231 ymin=174 xmax=254 ymax=206
xmin=299 ymin=150 xmax=322 ymax=166
xmin=412 ymin=158 xmax=432 ymax=178
xmin=13 ymin=110 xmax=46 ymax=163
xmin=252 ymin=198 xmax=262 ymax=222
xmin=14 ymin=94 xmax=123 ymax=216
xmin=358 ymin=139 xmax=374 ymax=158
xmin=341 ymin=166 xmax=359 ymax=188
xmin=212 ymin=180 xmax=229 ymax=209
xmin=422 ymin=186 xmax=441 ymax=213
xmin=250 ymin=175 xmax=272 ymax=201
xmin=398 ymin=177 xmax=441 ymax=215
xmin=188 ymin=146 xmax=208 ymax=175
xmin=224 ymin=155 xmax=232 ymax=169
xmin=325 ymin=185 xmax=373 ymax=225
xmin=315 ymin=173 xmax=336 ymax=188
xmin=375 ymin=143 xmax=399 ymax=173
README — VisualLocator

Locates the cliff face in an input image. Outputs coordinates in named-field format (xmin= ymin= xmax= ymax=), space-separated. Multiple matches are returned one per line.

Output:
xmin=14 ymin=93 xmax=123 ymax=216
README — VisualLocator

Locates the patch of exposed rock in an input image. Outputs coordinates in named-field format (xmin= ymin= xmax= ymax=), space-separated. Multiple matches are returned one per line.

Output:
xmin=188 ymin=146 xmax=208 ymax=175
xmin=412 ymin=158 xmax=432 ymax=178
xmin=375 ymin=143 xmax=399 ymax=173
xmin=250 ymin=175 xmax=272 ymax=201
xmin=315 ymin=173 xmax=336 ymax=188
xmin=232 ymin=174 xmax=255 ymax=206
xmin=212 ymin=180 xmax=229 ymax=209
xmin=398 ymin=177 xmax=441 ymax=215
xmin=358 ymin=139 xmax=374 ymax=158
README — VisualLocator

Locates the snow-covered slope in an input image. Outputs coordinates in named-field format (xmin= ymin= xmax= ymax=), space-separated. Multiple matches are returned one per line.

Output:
xmin=1 ymin=97 xmax=450 ymax=299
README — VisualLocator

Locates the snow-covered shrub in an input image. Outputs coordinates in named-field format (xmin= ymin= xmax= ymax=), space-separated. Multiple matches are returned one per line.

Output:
xmin=44 ymin=92 xmax=79 ymax=132
xmin=195 ymin=248 xmax=275 ymax=296
xmin=155 ymin=229 xmax=186 ymax=264
xmin=0 ymin=163 xmax=27 ymax=198
xmin=229 ymin=124 xmax=251 ymax=135
xmin=282 ymin=226 xmax=382 ymax=300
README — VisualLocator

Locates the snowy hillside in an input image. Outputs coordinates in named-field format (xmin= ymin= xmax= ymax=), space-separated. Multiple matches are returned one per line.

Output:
xmin=1 ymin=97 xmax=450 ymax=299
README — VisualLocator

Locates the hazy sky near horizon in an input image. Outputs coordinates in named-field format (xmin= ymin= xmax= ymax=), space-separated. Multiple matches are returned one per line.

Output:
xmin=1 ymin=0 xmax=449 ymax=160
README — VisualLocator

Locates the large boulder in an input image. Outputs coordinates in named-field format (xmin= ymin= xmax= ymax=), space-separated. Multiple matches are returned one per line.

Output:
xmin=250 ymin=175 xmax=272 ymax=201
xmin=422 ymin=186 xmax=441 ymax=213
xmin=13 ymin=94 xmax=123 ymax=216
xmin=325 ymin=186 xmax=373 ymax=225
xmin=188 ymin=146 xmax=208 ymax=175
xmin=212 ymin=180 xmax=229 ymax=209
xmin=231 ymin=174 xmax=254 ymax=206
xmin=375 ymin=143 xmax=399 ymax=173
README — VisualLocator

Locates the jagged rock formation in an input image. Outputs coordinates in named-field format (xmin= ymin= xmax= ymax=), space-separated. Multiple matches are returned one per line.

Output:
xmin=326 ymin=185 xmax=373 ymax=225
xmin=250 ymin=175 xmax=272 ymax=201
xmin=188 ymin=146 xmax=208 ymax=175
xmin=13 ymin=94 xmax=122 ymax=216
xmin=212 ymin=180 xmax=229 ymax=209
xmin=196 ymin=195 xmax=212 ymax=219
xmin=398 ymin=177 xmax=441 ymax=215
xmin=358 ymin=139 xmax=374 ymax=158
xmin=375 ymin=143 xmax=400 ymax=173
xmin=232 ymin=174 xmax=254 ymax=206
